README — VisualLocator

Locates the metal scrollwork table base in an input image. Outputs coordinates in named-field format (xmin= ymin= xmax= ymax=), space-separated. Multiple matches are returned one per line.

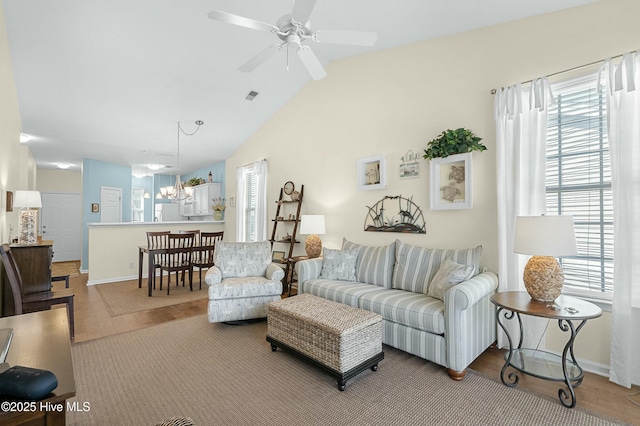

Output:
xmin=490 ymin=291 xmax=602 ymax=408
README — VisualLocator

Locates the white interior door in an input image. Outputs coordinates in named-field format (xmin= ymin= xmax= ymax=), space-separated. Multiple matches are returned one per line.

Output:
xmin=41 ymin=192 xmax=82 ymax=262
xmin=100 ymin=186 xmax=122 ymax=223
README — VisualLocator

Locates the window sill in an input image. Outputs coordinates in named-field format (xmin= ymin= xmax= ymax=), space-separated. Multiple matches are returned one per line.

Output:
xmin=562 ymin=290 xmax=612 ymax=313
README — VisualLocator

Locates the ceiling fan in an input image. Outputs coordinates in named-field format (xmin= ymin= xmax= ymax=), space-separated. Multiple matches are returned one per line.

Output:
xmin=207 ymin=0 xmax=377 ymax=80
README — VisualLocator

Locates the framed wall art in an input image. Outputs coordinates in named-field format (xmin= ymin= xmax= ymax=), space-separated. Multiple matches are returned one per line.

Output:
xmin=430 ymin=152 xmax=472 ymax=210
xmin=5 ymin=191 xmax=13 ymax=212
xmin=272 ymin=250 xmax=285 ymax=263
xmin=357 ymin=156 xmax=386 ymax=191
xmin=399 ymin=150 xmax=420 ymax=179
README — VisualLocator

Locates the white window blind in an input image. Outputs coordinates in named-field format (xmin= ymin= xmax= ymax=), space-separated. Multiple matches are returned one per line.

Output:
xmin=546 ymin=75 xmax=613 ymax=297
xmin=244 ymin=166 xmax=257 ymax=242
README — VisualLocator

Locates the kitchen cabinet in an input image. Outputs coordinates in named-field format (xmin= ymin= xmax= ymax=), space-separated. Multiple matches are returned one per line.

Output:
xmin=179 ymin=198 xmax=194 ymax=217
xmin=194 ymin=183 xmax=221 ymax=216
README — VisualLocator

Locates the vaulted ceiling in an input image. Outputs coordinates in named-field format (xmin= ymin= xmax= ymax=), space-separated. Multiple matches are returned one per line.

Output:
xmin=3 ymin=0 xmax=598 ymax=175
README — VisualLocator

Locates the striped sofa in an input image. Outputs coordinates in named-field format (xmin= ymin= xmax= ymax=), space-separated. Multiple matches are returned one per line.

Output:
xmin=295 ymin=239 xmax=498 ymax=380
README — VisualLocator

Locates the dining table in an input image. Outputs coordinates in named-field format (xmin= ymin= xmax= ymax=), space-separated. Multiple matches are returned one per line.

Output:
xmin=137 ymin=243 xmax=216 ymax=296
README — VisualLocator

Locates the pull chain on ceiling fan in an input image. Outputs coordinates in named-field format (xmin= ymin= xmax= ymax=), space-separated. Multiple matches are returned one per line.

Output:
xmin=207 ymin=0 xmax=377 ymax=80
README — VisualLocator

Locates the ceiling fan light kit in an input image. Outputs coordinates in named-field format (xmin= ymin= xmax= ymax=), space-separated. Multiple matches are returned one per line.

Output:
xmin=208 ymin=0 xmax=377 ymax=80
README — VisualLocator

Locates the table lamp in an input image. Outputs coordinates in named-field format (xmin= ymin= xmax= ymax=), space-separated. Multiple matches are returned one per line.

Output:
xmin=513 ymin=215 xmax=577 ymax=302
xmin=299 ymin=215 xmax=326 ymax=258
xmin=13 ymin=190 xmax=42 ymax=244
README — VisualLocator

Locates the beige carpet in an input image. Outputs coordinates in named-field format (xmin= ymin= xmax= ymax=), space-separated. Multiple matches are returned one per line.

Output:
xmin=69 ymin=316 xmax=624 ymax=426
xmin=95 ymin=278 xmax=208 ymax=316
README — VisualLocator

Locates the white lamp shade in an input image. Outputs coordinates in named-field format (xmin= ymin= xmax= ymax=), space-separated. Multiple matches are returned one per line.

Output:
xmin=514 ymin=215 xmax=577 ymax=257
xmin=13 ymin=190 xmax=42 ymax=208
xmin=300 ymin=215 xmax=326 ymax=235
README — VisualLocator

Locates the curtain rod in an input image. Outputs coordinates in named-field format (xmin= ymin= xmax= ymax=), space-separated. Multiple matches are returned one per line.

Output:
xmin=490 ymin=51 xmax=633 ymax=94
xmin=242 ymin=158 xmax=267 ymax=167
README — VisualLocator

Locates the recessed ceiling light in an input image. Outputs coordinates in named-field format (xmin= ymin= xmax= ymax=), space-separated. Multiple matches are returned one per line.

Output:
xmin=148 ymin=164 xmax=163 ymax=170
xmin=19 ymin=133 xmax=31 ymax=143
xmin=56 ymin=163 xmax=71 ymax=169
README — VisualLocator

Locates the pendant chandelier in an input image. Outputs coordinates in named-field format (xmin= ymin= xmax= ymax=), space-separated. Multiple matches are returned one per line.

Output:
xmin=159 ymin=120 xmax=203 ymax=200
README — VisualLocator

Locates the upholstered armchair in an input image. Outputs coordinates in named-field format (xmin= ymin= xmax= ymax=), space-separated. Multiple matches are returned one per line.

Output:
xmin=204 ymin=241 xmax=284 ymax=323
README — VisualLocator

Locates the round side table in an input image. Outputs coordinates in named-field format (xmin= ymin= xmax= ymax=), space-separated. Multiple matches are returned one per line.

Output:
xmin=490 ymin=291 xmax=602 ymax=408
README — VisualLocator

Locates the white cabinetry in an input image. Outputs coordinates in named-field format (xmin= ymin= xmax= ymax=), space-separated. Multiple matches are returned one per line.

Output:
xmin=193 ymin=183 xmax=221 ymax=216
xmin=179 ymin=199 xmax=194 ymax=217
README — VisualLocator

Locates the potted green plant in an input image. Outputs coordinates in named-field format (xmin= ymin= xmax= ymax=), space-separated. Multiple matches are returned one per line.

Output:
xmin=185 ymin=177 xmax=204 ymax=187
xmin=423 ymin=128 xmax=486 ymax=160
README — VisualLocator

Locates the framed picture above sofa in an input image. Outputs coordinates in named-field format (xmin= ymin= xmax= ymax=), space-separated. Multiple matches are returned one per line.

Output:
xmin=357 ymin=156 xmax=386 ymax=191
xmin=430 ymin=153 xmax=472 ymax=210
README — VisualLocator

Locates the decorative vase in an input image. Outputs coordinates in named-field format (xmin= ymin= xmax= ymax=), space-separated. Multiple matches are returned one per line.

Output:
xmin=214 ymin=210 xmax=223 ymax=220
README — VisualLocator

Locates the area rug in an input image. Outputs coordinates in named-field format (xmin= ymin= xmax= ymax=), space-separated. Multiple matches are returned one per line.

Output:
xmin=95 ymin=278 xmax=208 ymax=316
xmin=69 ymin=316 xmax=624 ymax=426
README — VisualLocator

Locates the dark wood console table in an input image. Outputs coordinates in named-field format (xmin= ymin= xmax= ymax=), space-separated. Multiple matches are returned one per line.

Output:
xmin=0 ymin=308 xmax=76 ymax=425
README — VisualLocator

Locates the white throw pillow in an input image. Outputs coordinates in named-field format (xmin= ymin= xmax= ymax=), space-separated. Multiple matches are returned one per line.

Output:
xmin=320 ymin=248 xmax=359 ymax=281
xmin=427 ymin=257 xmax=475 ymax=300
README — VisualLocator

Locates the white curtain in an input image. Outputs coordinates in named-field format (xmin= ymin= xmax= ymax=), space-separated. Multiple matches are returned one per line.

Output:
xmin=603 ymin=52 xmax=640 ymax=388
xmin=235 ymin=166 xmax=248 ymax=242
xmin=253 ymin=159 xmax=268 ymax=242
xmin=494 ymin=78 xmax=554 ymax=348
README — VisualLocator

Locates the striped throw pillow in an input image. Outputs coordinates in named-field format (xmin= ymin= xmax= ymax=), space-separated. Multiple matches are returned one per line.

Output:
xmin=342 ymin=238 xmax=396 ymax=288
xmin=391 ymin=240 xmax=482 ymax=293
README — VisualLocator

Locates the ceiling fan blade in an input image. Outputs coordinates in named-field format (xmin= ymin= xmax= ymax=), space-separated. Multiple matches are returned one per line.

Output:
xmin=207 ymin=10 xmax=278 ymax=33
xmin=291 ymin=0 xmax=317 ymax=25
xmin=239 ymin=45 xmax=282 ymax=73
xmin=297 ymin=45 xmax=326 ymax=80
xmin=312 ymin=30 xmax=378 ymax=46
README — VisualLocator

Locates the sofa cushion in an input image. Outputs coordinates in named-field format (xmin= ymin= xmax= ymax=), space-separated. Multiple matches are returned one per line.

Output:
xmin=320 ymin=247 xmax=359 ymax=281
xmin=302 ymin=279 xmax=382 ymax=307
xmin=427 ymin=258 xmax=475 ymax=300
xmin=214 ymin=241 xmax=272 ymax=279
xmin=342 ymin=238 xmax=395 ymax=288
xmin=391 ymin=240 xmax=482 ymax=293
xmin=359 ymin=289 xmax=445 ymax=334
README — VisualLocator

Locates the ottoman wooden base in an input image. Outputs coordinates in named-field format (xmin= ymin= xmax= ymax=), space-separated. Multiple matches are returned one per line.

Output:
xmin=267 ymin=293 xmax=384 ymax=391
xmin=267 ymin=335 xmax=384 ymax=391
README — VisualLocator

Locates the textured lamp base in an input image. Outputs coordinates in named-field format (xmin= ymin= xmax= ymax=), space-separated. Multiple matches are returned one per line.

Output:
xmin=523 ymin=255 xmax=564 ymax=302
xmin=305 ymin=234 xmax=322 ymax=258
xmin=18 ymin=209 xmax=38 ymax=245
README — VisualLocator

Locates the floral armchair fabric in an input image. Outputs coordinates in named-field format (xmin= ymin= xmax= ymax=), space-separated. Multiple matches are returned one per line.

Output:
xmin=205 ymin=241 xmax=284 ymax=323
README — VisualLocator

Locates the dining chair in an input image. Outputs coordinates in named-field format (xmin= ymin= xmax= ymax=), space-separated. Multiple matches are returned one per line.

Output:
xmin=179 ymin=229 xmax=200 ymax=238
xmin=192 ymin=231 xmax=224 ymax=289
xmin=0 ymin=244 xmax=75 ymax=339
xmin=158 ymin=233 xmax=195 ymax=295
xmin=146 ymin=231 xmax=169 ymax=291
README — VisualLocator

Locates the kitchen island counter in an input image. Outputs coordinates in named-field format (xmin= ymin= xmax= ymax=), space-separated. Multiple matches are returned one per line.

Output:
xmin=87 ymin=221 xmax=224 ymax=285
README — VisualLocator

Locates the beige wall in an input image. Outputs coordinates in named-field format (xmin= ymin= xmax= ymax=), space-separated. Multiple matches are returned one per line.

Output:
xmin=224 ymin=0 xmax=640 ymax=372
xmin=37 ymin=169 xmax=82 ymax=193
xmin=0 ymin=3 xmax=36 ymax=245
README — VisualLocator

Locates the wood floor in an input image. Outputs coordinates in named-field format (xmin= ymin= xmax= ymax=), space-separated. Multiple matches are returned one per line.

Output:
xmin=54 ymin=262 xmax=640 ymax=425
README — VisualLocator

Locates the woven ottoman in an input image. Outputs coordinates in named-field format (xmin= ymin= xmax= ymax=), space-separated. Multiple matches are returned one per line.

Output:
xmin=267 ymin=293 xmax=384 ymax=391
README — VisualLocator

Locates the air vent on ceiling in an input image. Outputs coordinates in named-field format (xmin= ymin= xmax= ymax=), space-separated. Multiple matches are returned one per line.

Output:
xmin=245 ymin=91 xmax=259 ymax=101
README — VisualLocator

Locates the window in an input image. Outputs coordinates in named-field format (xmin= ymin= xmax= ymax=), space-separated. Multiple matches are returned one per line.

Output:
xmin=546 ymin=74 xmax=613 ymax=298
xmin=131 ymin=187 xmax=144 ymax=222
xmin=237 ymin=160 xmax=267 ymax=242
xmin=242 ymin=166 xmax=257 ymax=242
